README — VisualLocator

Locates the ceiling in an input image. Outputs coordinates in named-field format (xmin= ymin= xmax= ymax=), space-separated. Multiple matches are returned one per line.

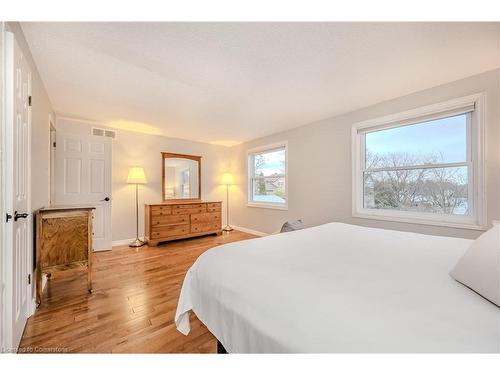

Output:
xmin=21 ymin=22 xmax=500 ymax=146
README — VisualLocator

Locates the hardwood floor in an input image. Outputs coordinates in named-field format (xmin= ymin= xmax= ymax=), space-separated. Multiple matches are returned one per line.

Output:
xmin=19 ymin=230 xmax=255 ymax=353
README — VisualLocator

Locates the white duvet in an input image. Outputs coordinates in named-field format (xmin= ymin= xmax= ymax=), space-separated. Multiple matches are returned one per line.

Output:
xmin=175 ymin=223 xmax=500 ymax=352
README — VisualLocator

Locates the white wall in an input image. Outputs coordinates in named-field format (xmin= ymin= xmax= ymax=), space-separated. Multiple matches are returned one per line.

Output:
xmin=56 ymin=118 xmax=231 ymax=242
xmin=229 ymin=69 xmax=500 ymax=239
xmin=8 ymin=21 xmax=500 ymax=244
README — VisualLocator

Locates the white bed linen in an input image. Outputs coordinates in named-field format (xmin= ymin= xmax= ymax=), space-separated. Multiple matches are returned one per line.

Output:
xmin=175 ymin=223 xmax=500 ymax=352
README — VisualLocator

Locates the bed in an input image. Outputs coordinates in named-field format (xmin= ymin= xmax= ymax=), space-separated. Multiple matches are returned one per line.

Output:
xmin=175 ymin=222 xmax=500 ymax=353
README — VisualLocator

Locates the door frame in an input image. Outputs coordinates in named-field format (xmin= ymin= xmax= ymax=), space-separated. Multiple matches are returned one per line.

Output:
xmin=49 ymin=114 xmax=56 ymax=205
xmin=0 ymin=20 xmax=6 ymax=353
xmin=0 ymin=28 xmax=33 ymax=351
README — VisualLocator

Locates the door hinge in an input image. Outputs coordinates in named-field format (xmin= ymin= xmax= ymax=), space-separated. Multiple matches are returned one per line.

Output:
xmin=28 ymin=96 xmax=32 ymax=106
xmin=53 ymin=141 xmax=56 ymax=148
xmin=6 ymin=213 xmax=12 ymax=222
xmin=28 ymin=274 xmax=31 ymax=285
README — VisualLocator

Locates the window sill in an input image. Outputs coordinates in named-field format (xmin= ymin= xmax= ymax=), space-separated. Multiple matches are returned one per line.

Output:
xmin=247 ymin=202 xmax=288 ymax=211
xmin=352 ymin=210 xmax=486 ymax=231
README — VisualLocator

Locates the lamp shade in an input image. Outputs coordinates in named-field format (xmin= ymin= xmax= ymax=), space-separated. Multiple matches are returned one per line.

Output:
xmin=220 ymin=172 xmax=234 ymax=185
xmin=127 ymin=167 xmax=147 ymax=184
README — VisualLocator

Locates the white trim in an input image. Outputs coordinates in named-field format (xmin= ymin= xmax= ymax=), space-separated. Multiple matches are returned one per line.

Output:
xmin=0 ymin=20 xmax=6 ymax=353
xmin=26 ymin=55 xmax=33 ymax=317
xmin=57 ymin=115 xmax=107 ymax=127
xmin=247 ymin=141 xmax=288 ymax=210
xmin=49 ymin=116 xmax=56 ymax=205
xmin=230 ymin=225 xmax=268 ymax=237
xmin=113 ymin=228 xmax=270 ymax=247
xmin=1 ymin=30 xmax=35 ymax=350
xmin=354 ymin=94 xmax=480 ymax=133
xmin=246 ymin=202 xmax=289 ymax=210
xmin=365 ymin=161 xmax=467 ymax=173
xmin=1 ymin=29 xmax=14 ymax=350
xmin=112 ymin=238 xmax=135 ymax=247
xmin=2 ymin=30 xmax=14 ymax=351
xmin=112 ymin=227 xmax=269 ymax=247
xmin=353 ymin=210 xmax=484 ymax=231
xmin=352 ymin=93 xmax=486 ymax=230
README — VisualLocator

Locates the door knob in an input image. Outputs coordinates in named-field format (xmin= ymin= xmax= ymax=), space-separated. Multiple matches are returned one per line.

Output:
xmin=14 ymin=211 xmax=29 ymax=221
xmin=101 ymin=197 xmax=110 ymax=202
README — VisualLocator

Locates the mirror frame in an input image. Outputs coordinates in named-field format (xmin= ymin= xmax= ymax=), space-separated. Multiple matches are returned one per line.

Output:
xmin=161 ymin=152 xmax=202 ymax=203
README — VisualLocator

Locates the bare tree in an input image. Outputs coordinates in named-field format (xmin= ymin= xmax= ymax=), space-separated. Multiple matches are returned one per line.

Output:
xmin=365 ymin=151 xmax=468 ymax=214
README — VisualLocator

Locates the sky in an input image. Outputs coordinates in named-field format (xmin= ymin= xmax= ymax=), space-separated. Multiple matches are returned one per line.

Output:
xmin=254 ymin=149 xmax=286 ymax=176
xmin=365 ymin=114 xmax=467 ymax=165
xmin=254 ymin=115 xmax=466 ymax=176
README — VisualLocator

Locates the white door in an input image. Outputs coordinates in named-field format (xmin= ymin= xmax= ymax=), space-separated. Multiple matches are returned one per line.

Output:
xmin=4 ymin=31 xmax=32 ymax=350
xmin=55 ymin=132 xmax=112 ymax=251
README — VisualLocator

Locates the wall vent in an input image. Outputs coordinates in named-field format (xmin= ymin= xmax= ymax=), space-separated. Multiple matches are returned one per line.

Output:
xmin=92 ymin=127 xmax=116 ymax=139
xmin=104 ymin=130 xmax=117 ymax=139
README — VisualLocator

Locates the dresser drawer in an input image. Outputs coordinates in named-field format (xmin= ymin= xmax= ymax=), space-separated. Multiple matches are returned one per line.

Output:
xmin=191 ymin=212 xmax=221 ymax=223
xmin=171 ymin=204 xmax=205 ymax=210
xmin=151 ymin=206 xmax=172 ymax=216
xmin=191 ymin=222 xmax=220 ymax=233
xmin=150 ymin=214 xmax=189 ymax=227
xmin=150 ymin=224 xmax=190 ymax=239
xmin=207 ymin=202 xmax=221 ymax=212
xmin=172 ymin=206 xmax=206 ymax=215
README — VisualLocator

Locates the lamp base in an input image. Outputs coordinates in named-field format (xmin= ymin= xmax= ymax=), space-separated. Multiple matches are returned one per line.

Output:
xmin=223 ymin=225 xmax=234 ymax=232
xmin=129 ymin=238 xmax=146 ymax=248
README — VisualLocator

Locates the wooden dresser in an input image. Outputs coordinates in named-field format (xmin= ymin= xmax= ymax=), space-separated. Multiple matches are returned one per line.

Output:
xmin=35 ymin=205 xmax=94 ymax=305
xmin=145 ymin=201 xmax=222 ymax=246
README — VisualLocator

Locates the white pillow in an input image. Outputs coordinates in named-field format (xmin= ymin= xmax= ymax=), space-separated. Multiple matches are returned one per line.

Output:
xmin=450 ymin=225 xmax=500 ymax=307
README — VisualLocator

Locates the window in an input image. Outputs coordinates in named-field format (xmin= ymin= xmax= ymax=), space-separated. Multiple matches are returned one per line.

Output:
xmin=247 ymin=142 xmax=288 ymax=209
xmin=352 ymin=94 xmax=485 ymax=229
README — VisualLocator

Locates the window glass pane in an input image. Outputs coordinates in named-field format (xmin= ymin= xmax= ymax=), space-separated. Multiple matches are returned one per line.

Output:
xmin=253 ymin=148 xmax=286 ymax=177
xmin=251 ymin=176 xmax=286 ymax=204
xmin=251 ymin=148 xmax=286 ymax=204
xmin=365 ymin=114 xmax=467 ymax=169
xmin=363 ymin=166 xmax=468 ymax=215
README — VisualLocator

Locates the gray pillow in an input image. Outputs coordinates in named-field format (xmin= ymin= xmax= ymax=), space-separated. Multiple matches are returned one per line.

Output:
xmin=280 ymin=220 xmax=304 ymax=233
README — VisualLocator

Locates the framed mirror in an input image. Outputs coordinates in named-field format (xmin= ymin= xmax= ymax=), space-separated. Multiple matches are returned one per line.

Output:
xmin=162 ymin=152 xmax=201 ymax=202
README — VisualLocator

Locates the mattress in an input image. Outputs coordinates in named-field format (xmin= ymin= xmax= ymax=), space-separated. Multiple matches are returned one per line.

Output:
xmin=175 ymin=222 xmax=500 ymax=352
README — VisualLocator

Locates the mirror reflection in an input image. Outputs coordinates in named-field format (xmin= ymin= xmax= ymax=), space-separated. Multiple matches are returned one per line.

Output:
xmin=163 ymin=156 xmax=200 ymax=200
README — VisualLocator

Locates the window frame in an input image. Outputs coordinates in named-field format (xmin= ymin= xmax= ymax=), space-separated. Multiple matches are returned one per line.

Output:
xmin=352 ymin=93 xmax=486 ymax=230
xmin=247 ymin=141 xmax=288 ymax=210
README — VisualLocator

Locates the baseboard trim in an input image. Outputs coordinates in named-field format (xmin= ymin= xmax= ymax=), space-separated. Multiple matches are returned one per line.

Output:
xmin=230 ymin=225 xmax=269 ymax=237
xmin=112 ymin=228 xmax=268 ymax=246
xmin=112 ymin=238 xmax=135 ymax=247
